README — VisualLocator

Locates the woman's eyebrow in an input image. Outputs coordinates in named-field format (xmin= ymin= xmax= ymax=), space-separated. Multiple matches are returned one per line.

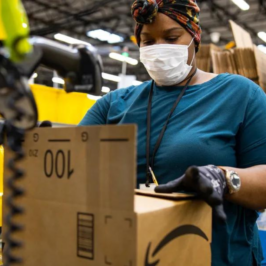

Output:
xmin=140 ymin=32 xmax=151 ymax=36
xmin=163 ymin=27 xmax=184 ymax=34
xmin=141 ymin=27 xmax=184 ymax=36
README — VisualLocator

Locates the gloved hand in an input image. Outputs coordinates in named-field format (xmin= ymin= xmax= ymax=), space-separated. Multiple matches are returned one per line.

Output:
xmin=39 ymin=121 xmax=52 ymax=127
xmin=155 ymin=165 xmax=227 ymax=221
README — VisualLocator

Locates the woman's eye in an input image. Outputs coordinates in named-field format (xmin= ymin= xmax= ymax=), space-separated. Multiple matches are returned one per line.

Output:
xmin=167 ymin=38 xmax=178 ymax=42
xmin=143 ymin=41 xmax=153 ymax=45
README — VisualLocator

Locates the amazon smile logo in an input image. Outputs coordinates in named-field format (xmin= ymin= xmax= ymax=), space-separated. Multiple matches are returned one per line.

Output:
xmin=144 ymin=225 xmax=209 ymax=266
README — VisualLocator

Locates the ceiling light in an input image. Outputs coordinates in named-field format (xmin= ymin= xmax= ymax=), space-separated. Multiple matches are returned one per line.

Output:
xmin=133 ymin=80 xmax=143 ymax=86
xmin=109 ymin=53 xmax=138 ymax=65
xmin=102 ymin=73 xmax=121 ymax=82
xmin=231 ymin=0 xmax=250 ymax=10
xmin=102 ymin=73 xmax=143 ymax=85
xmin=32 ymin=73 xmax=38 ymax=79
xmin=258 ymin=45 xmax=266 ymax=54
xmin=28 ymin=73 xmax=38 ymax=84
xmin=87 ymin=95 xmax=102 ymax=100
xmin=52 ymin=77 xmax=65 ymax=85
xmin=52 ymin=77 xmax=113 ymax=93
xmin=210 ymin=32 xmax=221 ymax=43
xmin=54 ymin=33 xmax=89 ymax=45
xmin=87 ymin=29 xmax=124 ymax=44
xmin=102 ymin=86 xmax=111 ymax=93
xmin=52 ymin=73 xmax=142 ymax=86
xmin=108 ymin=35 xmax=124 ymax=44
xmin=53 ymin=74 xmax=121 ymax=84
xmin=258 ymin=32 xmax=266 ymax=43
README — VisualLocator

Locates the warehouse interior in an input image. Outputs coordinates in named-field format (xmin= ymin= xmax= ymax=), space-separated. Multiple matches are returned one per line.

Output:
xmin=23 ymin=0 xmax=266 ymax=90
xmin=0 ymin=0 xmax=266 ymax=265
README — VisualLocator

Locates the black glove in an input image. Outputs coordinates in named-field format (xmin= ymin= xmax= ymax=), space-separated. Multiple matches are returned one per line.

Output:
xmin=39 ymin=121 xmax=52 ymax=128
xmin=155 ymin=165 xmax=227 ymax=221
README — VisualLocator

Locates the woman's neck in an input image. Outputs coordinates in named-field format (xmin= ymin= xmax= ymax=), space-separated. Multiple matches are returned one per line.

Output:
xmin=173 ymin=67 xmax=218 ymax=87
xmin=174 ymin=65 xmax=199 ymax=87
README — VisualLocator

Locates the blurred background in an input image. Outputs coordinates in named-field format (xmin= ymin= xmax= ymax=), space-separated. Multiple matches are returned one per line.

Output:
xmin=22 ymin=0 xmax=266 ymax=92
xmin=0 ymin=2 xmax=266 ymax=264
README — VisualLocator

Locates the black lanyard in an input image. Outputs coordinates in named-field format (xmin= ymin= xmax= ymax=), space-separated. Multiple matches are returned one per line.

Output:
xmin=145 ymin=68 xmax=198 ymax=187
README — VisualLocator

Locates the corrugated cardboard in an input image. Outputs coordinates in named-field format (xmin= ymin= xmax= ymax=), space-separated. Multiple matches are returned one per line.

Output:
xmin=229 ymin=20 xmax=253 ymax=49
xmin=211 ymin=45 xmax=259 ymax=85
xmin=254 ymin=45 xmax=266 ymax=92
xmin=3 ymin=126 xmax=212 ymax=266
xmin=196 ymin=45 xmax=211 ymax=72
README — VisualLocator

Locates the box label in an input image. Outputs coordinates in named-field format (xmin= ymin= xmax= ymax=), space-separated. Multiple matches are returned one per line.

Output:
xmin=77 ymin=213 xmax=94 ymax=260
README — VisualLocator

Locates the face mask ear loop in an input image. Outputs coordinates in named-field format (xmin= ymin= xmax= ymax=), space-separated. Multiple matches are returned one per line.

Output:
xmin=188 ymin=37 xmax=195 ymax=47
xmin=190 ymin=48 xmax=196 ymax=66
xmin=189 ymin=37 xmax=196 ymax=66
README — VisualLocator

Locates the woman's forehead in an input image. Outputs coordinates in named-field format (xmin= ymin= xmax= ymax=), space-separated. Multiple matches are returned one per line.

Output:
xmin=141 ymin=13 xmax=184 ymax=35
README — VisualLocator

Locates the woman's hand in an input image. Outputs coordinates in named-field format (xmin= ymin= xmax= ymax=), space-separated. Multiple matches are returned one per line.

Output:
xmin=155 ymin=165 xmax=227 ymax=221
xmin=39 ymin=121 xmax=52 ymax=127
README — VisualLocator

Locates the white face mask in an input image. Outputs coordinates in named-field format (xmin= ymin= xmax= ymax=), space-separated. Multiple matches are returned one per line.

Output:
xmin=140 ymin=38 xmax=195 ymax=86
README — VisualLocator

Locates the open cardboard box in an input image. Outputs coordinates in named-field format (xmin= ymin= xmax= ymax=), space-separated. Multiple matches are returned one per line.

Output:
xmin=3 ymin=125 xmax=212 ymax=266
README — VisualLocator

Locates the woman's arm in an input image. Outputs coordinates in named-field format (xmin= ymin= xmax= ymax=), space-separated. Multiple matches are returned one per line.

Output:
xmin=155 ymin=164 xmax=266 ymax=220
xmin=79 ymin=93 xmax=111 ymax=126
xmin=219 ymin=165 xmax=266 ymax=210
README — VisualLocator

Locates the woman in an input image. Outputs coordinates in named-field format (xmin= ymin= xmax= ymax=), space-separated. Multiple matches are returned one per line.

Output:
xmin=80 ymin=0 xmax=266 ymax=265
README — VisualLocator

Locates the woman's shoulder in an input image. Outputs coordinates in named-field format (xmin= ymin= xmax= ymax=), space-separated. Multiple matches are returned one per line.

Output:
xmin=214 ymin=73 xmax=263 ymax=97
xmin=219 ymin=73 xmax=259 ymax=89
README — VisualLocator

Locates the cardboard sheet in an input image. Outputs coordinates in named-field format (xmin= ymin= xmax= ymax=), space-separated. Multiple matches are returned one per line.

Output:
xmin=135 ymin=189 xmax=196 ymax=200
xmin=230 ymin=20 xmax=253 ymax=49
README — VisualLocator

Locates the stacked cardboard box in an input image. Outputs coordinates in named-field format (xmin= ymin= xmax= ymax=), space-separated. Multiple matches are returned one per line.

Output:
xmin=211 ymin=49 xmax=237 ymax=75
xmin=211 ymin=48 xmax=259 ymax=84
xmin=208 ymin=20 xmax=266 ymax=91
xmin=196 ymin=45 xmax=211 ymax=72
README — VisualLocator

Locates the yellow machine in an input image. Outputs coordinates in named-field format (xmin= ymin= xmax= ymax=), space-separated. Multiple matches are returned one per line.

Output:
xmin=0 ymin=0 xmax=34 ymax=230
xmin=0 ymin=0 xmax=102 ymax=224
xmin=0 ymin=84 xmax=96 ymax=227
xmin=0 ymin=146 xmax=3 ymax=225
xmin=0 ymin=0 xmax=33 ymax=229
xmin=30 ymin=84 xmax=96 ymax=125
xmin=0 ymin=0 xmax=32 ymax=62
xmin=0 ymin=0 xmax=104 ymax=264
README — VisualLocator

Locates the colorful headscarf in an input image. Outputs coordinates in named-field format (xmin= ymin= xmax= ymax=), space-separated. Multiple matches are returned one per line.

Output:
xmin=131 ymin=0 xmax=202 ymax=52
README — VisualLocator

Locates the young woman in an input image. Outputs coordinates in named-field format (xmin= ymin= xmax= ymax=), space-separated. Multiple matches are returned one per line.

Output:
xmin=80 ymin=1 xmax=266 ymax=265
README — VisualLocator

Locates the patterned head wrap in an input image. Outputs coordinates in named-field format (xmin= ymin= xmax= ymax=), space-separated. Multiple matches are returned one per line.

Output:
xmin=131 ymin=0 xmax=202 ymax=52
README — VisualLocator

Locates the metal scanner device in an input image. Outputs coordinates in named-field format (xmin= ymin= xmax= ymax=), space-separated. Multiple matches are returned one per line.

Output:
xmin=0 ymin=36 xmax=103 ymax=130
xmin=22 ymin=37 xmax=103 ymax=94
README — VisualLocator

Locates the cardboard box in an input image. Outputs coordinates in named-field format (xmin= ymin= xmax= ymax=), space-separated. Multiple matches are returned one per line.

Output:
xmin=229 ymin=20 xmax=254 ymax=49
xmin=4 ymin=125 xmax=212 ymax=266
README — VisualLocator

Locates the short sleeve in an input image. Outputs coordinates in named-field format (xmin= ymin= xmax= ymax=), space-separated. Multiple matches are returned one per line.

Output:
xmin=79 ymin=93 xmax=111 ymax=126
xmin=236 ymin=87 xmax=266 ymax=167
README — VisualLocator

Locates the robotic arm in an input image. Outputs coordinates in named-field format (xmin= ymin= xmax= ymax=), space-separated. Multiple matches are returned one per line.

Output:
xmin=19 ymin=36 xmax=103 ymax=95
xmin=0 ymin=0 xmax=103 ymax=130
xmin=0 ymin=37 xmax=103 ymax=129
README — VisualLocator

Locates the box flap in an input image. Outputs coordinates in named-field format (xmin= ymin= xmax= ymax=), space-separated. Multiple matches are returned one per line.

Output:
xmin=97 ymin=125 xmax=137 ymax=212
xmin=135 ymin=189 xmax=195 ymax=200
xmin=229 ymin=20 xmax=253 ymax=48
xmin=5 ymin=125 xmax=137 ymax=212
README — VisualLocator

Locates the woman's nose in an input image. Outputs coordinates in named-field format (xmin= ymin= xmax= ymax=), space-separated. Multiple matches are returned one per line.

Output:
xmin=154 ymin=39 xmax=168 ymax=45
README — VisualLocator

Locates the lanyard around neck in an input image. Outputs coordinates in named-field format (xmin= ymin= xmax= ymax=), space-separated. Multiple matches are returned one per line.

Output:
xmin=145 ymin=68 xmax=198 ymax=187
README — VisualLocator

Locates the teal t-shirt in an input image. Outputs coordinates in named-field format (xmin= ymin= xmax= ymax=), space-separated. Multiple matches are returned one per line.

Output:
xmin=80 ymin=73 xmax=266 ymax=265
